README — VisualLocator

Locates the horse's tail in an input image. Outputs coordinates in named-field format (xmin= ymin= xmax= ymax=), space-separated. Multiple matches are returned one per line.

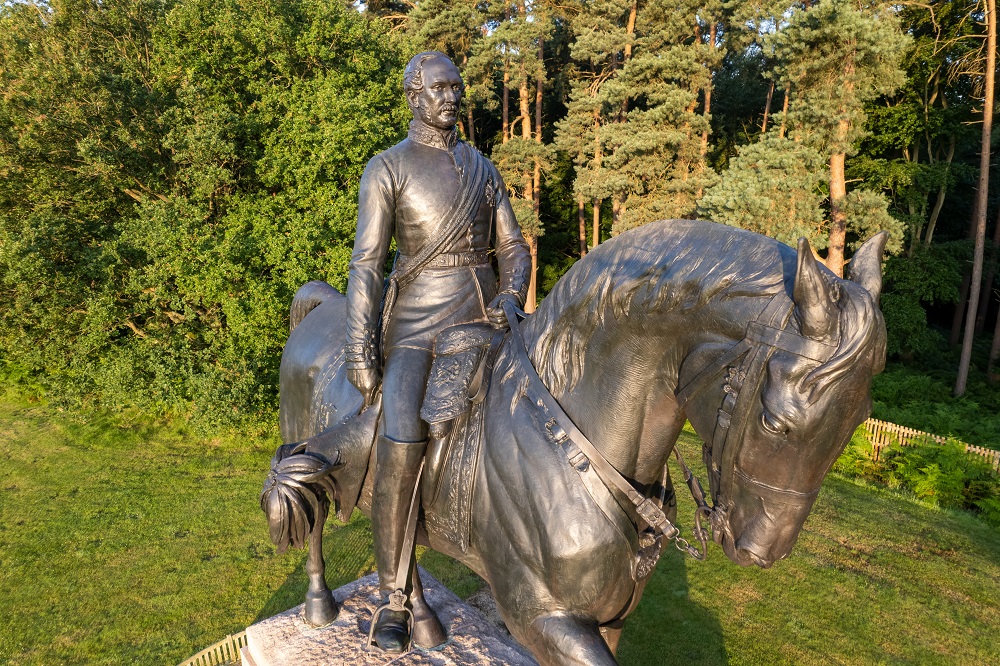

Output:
xmin=289 ymin=280 xmax=343 ymax=333
xmin=260 ymin=442 xmax=340 ymax=552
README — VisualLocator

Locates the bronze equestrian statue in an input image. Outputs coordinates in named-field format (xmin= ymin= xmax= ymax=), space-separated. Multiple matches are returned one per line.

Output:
xmin=344 ymin=51 xmax=529 ymax=652
xmin=263 ymin=210 xmax=888 ymax=663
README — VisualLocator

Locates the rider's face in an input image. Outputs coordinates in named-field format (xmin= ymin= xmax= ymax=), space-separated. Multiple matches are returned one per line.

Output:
xmin=409 ymin=59 xmax=463 ymax=131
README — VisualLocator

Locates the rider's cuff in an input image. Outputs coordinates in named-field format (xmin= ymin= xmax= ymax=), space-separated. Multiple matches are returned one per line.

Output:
xmin=499 ymin=267 xmax=529 ymax=308
xmin=345 ymin=327 xmax=378 ymax=368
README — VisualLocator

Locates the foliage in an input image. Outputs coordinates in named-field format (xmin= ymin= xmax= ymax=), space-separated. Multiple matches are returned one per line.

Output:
xmin=835 ymin=432 xmax=1000 ymax=525
xmin=0 ymin=0 xmax=407 ymax=426
xmin=698 ymin=133 xmax=829 ymax=247
xmin=767 ymin=0 xmax=909 ymax=156
xmin=879 ymin=242 xmax=965 ymax=358
xmin=870 ymin=356 xmax=1000 ymax=449
xmin=1 ymin=0 xmax=998 ymax=425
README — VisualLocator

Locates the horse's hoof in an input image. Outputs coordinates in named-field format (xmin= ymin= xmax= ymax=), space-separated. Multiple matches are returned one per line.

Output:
xmin=372 ymin=608 xmax=410 ymax=653
xmin=304 ymin=590 xmax=338 ymax=627
xmin=411 ymin=600 xmax=447 ymax=648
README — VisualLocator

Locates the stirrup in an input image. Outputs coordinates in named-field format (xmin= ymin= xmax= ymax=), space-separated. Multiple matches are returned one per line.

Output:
xmin=367 ymin=589 xmax=415 ymax=651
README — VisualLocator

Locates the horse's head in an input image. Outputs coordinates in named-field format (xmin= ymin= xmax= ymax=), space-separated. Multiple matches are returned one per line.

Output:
xmin=691 ymin=233 xmax=887 ymax=569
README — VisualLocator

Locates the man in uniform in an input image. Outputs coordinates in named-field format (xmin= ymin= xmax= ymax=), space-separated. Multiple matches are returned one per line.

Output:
xmin=344 ymin=51 xmax=530 ymax=653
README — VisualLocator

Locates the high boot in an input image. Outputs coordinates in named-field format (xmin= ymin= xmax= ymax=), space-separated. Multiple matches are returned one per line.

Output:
xmin=370 ymin=435 xmax=427 ymax=653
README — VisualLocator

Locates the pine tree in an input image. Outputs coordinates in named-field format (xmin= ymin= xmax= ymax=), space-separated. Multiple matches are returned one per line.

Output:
xmin=768 ymin=0 xmax=909 ymax=275
xmin=698 ymin=134 xmax=829 ymax=247
xmin=479 ymin=1 xmax=555 ymax=312
xmin=556 ymin=0 xmax=719 ymax=238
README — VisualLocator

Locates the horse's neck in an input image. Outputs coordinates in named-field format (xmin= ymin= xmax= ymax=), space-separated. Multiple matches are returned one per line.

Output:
xmin=521 ymin=314 xmax=685 ymax=485
xmin=521 ymin=294 xmax=763 ymax=486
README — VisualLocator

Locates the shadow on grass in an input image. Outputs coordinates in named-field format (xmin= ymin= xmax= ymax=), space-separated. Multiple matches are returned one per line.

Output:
xmin=617 ymin=549 xmax=728 ymax=666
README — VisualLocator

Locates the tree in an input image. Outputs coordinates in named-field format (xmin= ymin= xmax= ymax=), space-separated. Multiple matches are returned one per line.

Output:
xmin=768 ymin=0 xmax=909 ymax=276
xmin=480 ymin=1 xmax=555 ymax=312
xmin=698 ymin=134 xmax=829 ymax=247
xmin=0 ymin=0 xmax=170 ymax=400
xmin=956 ymin=0 xmax=995 ymax=397
xmin=0 ymin=0 xmax=408 ymax=422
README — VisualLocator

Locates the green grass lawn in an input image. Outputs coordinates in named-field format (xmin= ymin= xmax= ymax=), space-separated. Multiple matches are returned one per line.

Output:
xmin=1 ymin=392 xmax=998 ymax=665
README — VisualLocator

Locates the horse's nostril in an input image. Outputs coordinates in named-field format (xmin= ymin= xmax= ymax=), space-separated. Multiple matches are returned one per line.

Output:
xmin=737 ymin=546 xmax=773 ymax=569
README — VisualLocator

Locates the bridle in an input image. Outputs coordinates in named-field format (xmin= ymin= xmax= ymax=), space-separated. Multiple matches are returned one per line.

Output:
xmin=674 ymin=289 xmax=840 ymax=550
xmin=502 ymin=290 xmax=840 ymax=562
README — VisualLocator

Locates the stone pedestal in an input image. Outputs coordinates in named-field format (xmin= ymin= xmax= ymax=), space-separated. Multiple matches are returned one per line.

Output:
xmin=241 ymin=567 xmax=537 ymax=665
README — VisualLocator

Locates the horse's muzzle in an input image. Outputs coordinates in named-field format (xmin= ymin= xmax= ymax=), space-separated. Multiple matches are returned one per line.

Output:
xmin=710 ymin=499 xmax=800 ymax=569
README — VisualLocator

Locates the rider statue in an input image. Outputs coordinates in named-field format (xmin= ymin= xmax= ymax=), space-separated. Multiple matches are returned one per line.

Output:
xmin=344 ymin=51 xmax=531 ymax=653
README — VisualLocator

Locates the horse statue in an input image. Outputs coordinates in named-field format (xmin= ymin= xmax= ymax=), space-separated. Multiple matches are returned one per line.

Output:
xmin=261 ymin=219 xmax=887 ymax=666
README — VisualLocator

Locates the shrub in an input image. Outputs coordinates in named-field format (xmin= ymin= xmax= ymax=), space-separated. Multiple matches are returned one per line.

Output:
xmin=836 ymin=429 xmax=1000 ymax=526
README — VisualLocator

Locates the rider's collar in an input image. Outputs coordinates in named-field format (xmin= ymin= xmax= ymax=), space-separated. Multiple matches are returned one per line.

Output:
xmin=408 ymin=118 xmax=459 ymax=151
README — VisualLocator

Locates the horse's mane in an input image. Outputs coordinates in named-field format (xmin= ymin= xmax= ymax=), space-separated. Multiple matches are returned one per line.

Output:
xmin=525 ymin=220 xmax=884 ymax=397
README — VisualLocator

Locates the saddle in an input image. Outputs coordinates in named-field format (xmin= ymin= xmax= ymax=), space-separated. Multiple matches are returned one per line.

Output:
xmin=420 ymin=322 xmax=503 ymax=429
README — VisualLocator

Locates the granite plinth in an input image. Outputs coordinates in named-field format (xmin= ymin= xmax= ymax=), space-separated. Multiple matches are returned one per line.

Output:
xmin=242 ymin=567 xmax=537 ymax=665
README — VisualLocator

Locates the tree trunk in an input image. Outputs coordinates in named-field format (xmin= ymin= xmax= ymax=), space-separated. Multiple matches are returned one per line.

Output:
xmin=923 ymin=135 xmax=955 ymax=247
xmin=827 ymin=151 xmax=848 ymax=277
xmin=955 ymin=0 xmax=995 ymax=397
xmin=593 ymin=198 xmax=601 ymax=248
xmin=697 ymin=23 xmax=716 ymax=200
xmin=502 ymin=67 xmax=510 ymax=144
xmin=975 ymin=208 xmax=1000 ymax=333
xmin=592 ymin=104 xmax=602 ymax=249
xmin=461 ymin=52 xmax=475 ymax=147
xmin=578 ymin=193 xmax=587 ymax=257
xmin=950 ymin=273 xmax=972 ymax=347
xmin=525 ymin=234 xmax=538 ymax=313
xmin=988 ymin=292 xmax=1000 ymax=381
xmin=762 ymin=79 xmax=775 ymax=134
xmin=778 ymin=87 xmax=790 ymax=139
xmin=526 ymin=43 xmax=544 ymax=312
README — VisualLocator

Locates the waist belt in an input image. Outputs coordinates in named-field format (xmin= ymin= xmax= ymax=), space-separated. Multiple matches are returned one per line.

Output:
xmin=396 ymin=251 xmax=490 ymax=271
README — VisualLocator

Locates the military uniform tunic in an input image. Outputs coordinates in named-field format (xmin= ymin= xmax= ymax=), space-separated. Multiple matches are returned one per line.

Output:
xmin=346 ymin=122 xmax=530 ymax=365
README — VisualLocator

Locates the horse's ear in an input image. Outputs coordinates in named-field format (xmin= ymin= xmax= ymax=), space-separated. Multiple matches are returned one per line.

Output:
xmin=847 ymin=231 xmax=888 ymax=304
xmin=793 ymin=237 xmax=839 ymax=340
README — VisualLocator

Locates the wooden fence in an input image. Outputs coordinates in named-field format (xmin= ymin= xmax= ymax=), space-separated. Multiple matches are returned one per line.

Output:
xmin=863 ymin=418 xmax=1000 ymax=472
xmin=178 ymin=632 xmax=247 ymax=666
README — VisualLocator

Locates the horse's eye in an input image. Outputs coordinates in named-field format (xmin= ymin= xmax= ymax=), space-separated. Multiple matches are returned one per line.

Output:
xmin=761 ymin=411 xmax=788 ymax=436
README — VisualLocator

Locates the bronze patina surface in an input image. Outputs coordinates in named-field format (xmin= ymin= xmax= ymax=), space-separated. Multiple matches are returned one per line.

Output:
xmin=345 ymin=51 xmax=529 ymax=653
xmin=264 ymin=212 xmax=888 ymax=665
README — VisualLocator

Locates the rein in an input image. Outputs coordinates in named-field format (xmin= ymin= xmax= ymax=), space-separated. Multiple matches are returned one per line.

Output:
xmin=502 ymin=302 xmax=709 ymax=560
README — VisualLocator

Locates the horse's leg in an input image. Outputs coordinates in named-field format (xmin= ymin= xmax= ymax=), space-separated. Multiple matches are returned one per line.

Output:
xmin=409 ymin=565 xmax=447 ymax=648
xmin=523 ymin=612 xmax=618 ymax=666
xmin=303 ymin=502 xmax=338 ymax=627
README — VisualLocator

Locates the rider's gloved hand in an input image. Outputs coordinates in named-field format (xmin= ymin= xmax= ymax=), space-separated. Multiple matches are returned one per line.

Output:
xmin=348 ymin=367 xmax=380 ymax=408
xmin=486 ymin=292 xmax=521 ymax=327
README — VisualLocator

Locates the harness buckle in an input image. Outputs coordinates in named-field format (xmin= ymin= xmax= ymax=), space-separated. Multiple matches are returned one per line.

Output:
xmin=635 ymin=499 xmax=678 ymax=539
